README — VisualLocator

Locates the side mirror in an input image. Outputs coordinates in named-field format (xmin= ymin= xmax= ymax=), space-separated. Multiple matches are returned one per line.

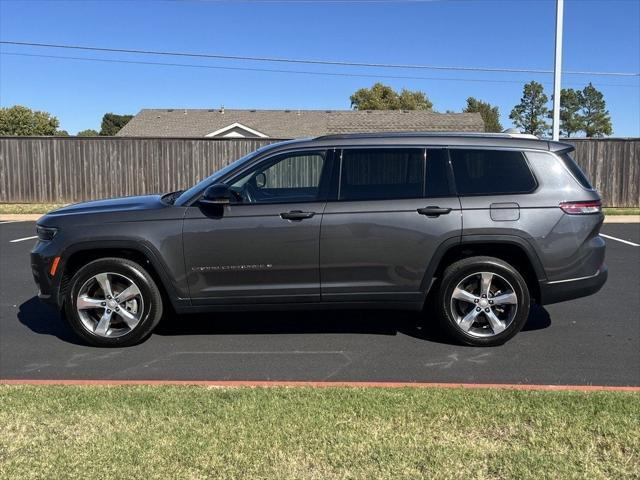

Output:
xmin=200 ymin=183 xmax=232 ymax=206
xmin=255 ymin=172 xmax=267 ymax=188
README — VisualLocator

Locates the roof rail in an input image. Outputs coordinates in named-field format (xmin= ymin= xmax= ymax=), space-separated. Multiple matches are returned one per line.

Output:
xmin=315 ymin=131 xmax=541 ymax=141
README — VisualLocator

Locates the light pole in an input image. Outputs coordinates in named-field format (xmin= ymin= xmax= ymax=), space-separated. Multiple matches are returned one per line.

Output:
xmin=552 ymin=0 xmax=564 ymax=141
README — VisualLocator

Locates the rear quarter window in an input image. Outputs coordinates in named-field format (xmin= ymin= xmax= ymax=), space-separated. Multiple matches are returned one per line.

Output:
xmin=559 ymin=152 xmax=593 ymax=189
xmin=450 ymin=149 xmax=537 ymax=195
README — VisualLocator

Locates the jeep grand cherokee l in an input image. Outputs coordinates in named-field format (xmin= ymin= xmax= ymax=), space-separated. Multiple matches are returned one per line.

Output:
xmin=31 ymin=132 xmax=607 ymax=347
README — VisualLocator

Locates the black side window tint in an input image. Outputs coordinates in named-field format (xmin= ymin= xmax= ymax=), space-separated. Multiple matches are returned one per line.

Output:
xmin=450 ymin=149 xmax=536 ymax=195
xmin=560 ymin=152 xmax=593 ymax=189
xmin=340 ymin=148 xmax=424 ymax=201
xmin=426 ymin=149 xmax=452 ymax=197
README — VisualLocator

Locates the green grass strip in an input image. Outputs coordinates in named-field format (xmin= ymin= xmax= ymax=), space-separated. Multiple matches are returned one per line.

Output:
xmin=0 ymin=203 xmax=66 ymax=214
xmin=603 ymin=208 xmax=640 ymax=215
xmin=1 ymin=386 xmax=638 ymax=479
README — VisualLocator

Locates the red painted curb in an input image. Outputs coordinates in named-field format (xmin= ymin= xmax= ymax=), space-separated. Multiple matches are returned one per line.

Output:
xmin=1 ymin=379 xmax=639 ymax=391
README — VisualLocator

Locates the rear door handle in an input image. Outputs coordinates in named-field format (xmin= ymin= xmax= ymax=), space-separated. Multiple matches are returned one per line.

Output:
xmin=417 ymin=206 xmax=452 ymax=217
xmin=280 ymin=210 xmax=316 ymax=221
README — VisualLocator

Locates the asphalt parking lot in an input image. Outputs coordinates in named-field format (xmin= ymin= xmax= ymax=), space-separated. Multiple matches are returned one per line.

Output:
xmin=1 ymin=220 xmax=638 ymax=386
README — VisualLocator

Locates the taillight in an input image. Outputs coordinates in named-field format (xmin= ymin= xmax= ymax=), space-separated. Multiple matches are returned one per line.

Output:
xmin=559 ymin=200 xmax=602 ymax=215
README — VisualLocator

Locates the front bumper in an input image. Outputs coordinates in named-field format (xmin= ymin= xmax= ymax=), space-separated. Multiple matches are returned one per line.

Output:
xmin=539 ymin=264 xmax=608 ymax=305
xmin=31 ymin=247 xmax=64 ymax=309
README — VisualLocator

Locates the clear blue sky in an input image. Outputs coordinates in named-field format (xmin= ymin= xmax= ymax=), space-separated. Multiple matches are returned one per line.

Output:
xmin=1 ymin=0 xmax=638 ymax=136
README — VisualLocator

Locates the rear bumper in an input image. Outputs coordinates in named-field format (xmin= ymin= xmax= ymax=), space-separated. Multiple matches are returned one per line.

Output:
xmin=539 ymin=264 xmax=608 ymax=305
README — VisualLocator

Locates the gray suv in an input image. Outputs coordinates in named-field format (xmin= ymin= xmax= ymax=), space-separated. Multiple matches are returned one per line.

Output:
xmin=31 ymin=132 xmax=607 ymax=347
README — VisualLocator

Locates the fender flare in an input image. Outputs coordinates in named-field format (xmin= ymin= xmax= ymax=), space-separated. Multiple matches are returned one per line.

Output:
xmin=57 ymin=239 xmax=185 ymax=309
xmin=420 ymin=234 xmax=547 ymax=295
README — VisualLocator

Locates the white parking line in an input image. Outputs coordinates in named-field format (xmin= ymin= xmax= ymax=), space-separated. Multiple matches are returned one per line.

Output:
xmin=600 ymin=234 xmax=640 ymax=247
xmin=0 ymin=221 xmax=22 ymax=224
xmin=9 ymin=235 xmax=38 ymax=243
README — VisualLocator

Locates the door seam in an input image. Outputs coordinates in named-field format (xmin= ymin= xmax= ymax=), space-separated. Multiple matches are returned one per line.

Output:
xmin=318 ymin=201 xmax=328 ymax=302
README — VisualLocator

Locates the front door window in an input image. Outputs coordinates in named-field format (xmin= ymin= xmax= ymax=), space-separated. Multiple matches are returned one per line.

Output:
xmin=230 ymin=152 xmax=326 ymax=204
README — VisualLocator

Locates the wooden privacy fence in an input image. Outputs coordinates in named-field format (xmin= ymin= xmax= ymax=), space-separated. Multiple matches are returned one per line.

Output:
xmin=0 ymin=136 xmax=638 ymax=207
xmin=0 ymin=137 xmax=280 ymax=205
xmin=565 ymin=138 xmax=639 ymax=208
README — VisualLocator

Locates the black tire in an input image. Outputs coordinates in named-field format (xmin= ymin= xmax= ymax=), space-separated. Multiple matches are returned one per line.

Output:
xmin=437 ymin=256 xmax=530 ymax=346
xmin=64 ymin=257 xmax=163 ymax=347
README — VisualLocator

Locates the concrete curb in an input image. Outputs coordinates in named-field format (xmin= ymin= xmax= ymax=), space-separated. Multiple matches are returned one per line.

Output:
xmin=1 ymin=379 xmax=639 ymax=391
xmin=1 ymin=214 xmax=639 ymax=223
xmin=604 ymin=215 xmax=640 ymax=223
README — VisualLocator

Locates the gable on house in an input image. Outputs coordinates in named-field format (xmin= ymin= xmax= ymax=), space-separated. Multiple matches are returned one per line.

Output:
xmin=116 ymin=108 xmax=485 ymax=138
xmin=205 ymin=122 xmax=268 ymax=138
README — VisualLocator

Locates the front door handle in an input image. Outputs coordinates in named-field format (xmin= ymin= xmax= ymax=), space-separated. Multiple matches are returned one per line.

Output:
xmin=417 ymin=206 xmax=452 ymax=217
xmin=280 ymin=210 xmax=316 ymax=221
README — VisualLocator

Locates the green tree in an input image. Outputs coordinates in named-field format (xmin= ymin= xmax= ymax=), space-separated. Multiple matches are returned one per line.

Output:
xmin=77 ymin=129 xmax=99 ymax=137
xmin=55 ymin=130 xmax=70 ymax=136
xmin=99 ymin=113 xmax=133 ymax=136
xmin=0 ymin=105 xmax=60 ymax=136
xmin=463 ymin=97 xmax=502 ymax=132
xmin=350 ymin=83 xmax=433 ymax=110
xmin=397 ymin=88 xmax=433 ymax=110
xmin=509 ymin=81 xmax=550 ymax=136
xmin=579 ymin=83 xmax=612 ymax=137
xmin=556 ymin=88 xmax=583 ymax=137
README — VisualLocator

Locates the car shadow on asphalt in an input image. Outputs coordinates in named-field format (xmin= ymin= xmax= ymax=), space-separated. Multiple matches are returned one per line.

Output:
xmin=17 ymin=296 xmax=85 ymax=346
xmin=18 ymin=296 xmax=551 ymax=347
xmin=154 ymin=304 xmax=552 ymax=346
xmin=155 ymin=308 xmax=453 ymax=342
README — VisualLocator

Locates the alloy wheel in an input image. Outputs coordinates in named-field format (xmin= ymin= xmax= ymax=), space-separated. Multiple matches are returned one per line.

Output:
xmin=449 ymin=271 xmax=518 ymax=338
xmin=76 ymin=272 xmax=144 ymax=338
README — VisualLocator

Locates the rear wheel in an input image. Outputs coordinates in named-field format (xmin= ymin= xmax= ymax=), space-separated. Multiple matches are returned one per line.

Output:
xmin=64 ymin=257 xmax=163 ymax=347
xmin=437 ymin=256 xmax=530 ymax=346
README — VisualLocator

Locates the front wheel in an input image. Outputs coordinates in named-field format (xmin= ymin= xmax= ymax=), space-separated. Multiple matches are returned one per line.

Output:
xmin=64 ymin=257 xmax=163 ymax=347
xmin=437 ymin=256 xmax=530 ymax=346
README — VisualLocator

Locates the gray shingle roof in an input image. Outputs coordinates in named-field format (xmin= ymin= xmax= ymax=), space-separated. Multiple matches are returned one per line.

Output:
xmin=116 ymin=109 xmax=485 ymax=138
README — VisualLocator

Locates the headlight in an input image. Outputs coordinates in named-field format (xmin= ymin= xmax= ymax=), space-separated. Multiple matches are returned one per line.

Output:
xmin=36 ymin=226 xmax=58 ymax=241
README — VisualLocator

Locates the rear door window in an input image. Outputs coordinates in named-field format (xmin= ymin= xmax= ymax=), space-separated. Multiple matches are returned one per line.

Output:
xmin=339 ymin=148 xmax=424 ymax=201
xmin=449 ymin=149 xmax=537 ymax=195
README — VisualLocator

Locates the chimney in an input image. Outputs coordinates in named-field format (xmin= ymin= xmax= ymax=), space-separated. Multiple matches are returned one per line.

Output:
xmin=220 ymin=105 xmax=225 ymax=114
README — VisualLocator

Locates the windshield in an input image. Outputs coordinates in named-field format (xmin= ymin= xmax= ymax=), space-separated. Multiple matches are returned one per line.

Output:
xmin=174 ymin=147 xmax=269 ymax=206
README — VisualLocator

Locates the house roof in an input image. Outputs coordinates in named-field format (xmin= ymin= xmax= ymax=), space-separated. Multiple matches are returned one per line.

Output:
xmin=116 ymin=109 xmax=485 ymax=138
